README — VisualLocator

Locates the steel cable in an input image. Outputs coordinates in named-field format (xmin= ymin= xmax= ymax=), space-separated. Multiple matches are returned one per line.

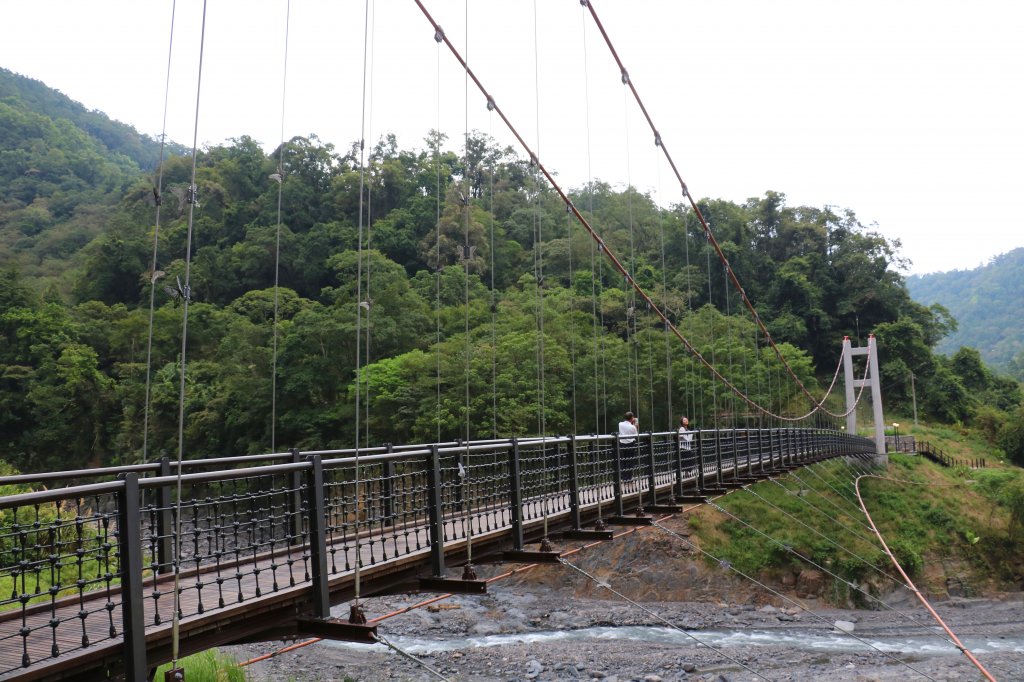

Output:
xmin=653 ymin=521 xmax=938 ymax=681
xmin=171 ymin=1 xmax=208 ymax=667
xmin=558 ymin=556 xmax=773 ymax=681
xmin=580 ymin=0 xmax=854 ymax=420
xmin=269 ymin=0 xmax=290 ymax=452
xmin=855 ymin=474 xmax=998 ymax=681
xmin=141 ymin=0 xmax=177 ymax=465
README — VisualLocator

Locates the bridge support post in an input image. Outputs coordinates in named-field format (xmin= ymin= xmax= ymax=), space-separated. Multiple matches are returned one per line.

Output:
xmin=289 ymin=448 xmax=303 ymax=544
xmin=116 ymin=473 xmax=147 ymax=681
xmin=773 ymin=428 xmax=782 ymax=467
xmin=157 ymin=457 xmax=173 ymax=574
xmin=508 ymin=438 xmax=524 ymax=551
xmin=672 ymin=430 xmax=684 ymax=497
xmin=426 ymin=445 xmax=446 ymax=576
xmin=645 ymin=433 xmax=658 ymax=508
xmin=713 ymin=429 xmax=725 ymax=487
xmin=567 ymin=436 xmax=582 ymax=529
xmin=844 ymin=335 xmax=887 ymax=459
xmin=612 ymin=437 xmax=625 ymax=517
xmin=696 ymin=430 xmax=706 ymax=492
xmin=743 ymin=430 xmax=753 ymax=477
xmin=755 ymin=428 xmax=765 ymax=474
xmin=306 ymin=455 xmax=331 ymax=618
xmin=382 ymin=444 xmax=395 ymax=527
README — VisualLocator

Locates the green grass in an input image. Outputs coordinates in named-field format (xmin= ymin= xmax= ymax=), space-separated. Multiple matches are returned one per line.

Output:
xmin=155 ymin=649 xmax=248 ymax=682
xmin=689 ymin=446 xmax=1023 ymax=603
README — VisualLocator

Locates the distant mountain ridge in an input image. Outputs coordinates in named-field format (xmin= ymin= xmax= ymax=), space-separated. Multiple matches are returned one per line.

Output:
xmin=906 ymin=247 xmax=1024 ymax=371
xmin=0 ymin=67 xmax=190 ymax=289
xmin=0 ymin=67 xmax=184 ymax=169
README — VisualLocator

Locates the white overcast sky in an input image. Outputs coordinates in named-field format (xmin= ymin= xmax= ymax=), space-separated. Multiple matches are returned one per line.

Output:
xmin=2 ymin=1 xmax=1021 ymax=275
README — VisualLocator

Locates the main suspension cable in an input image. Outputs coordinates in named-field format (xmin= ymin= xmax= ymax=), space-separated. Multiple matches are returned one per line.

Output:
xmin=579 ymin=0 xmax=847 ymax=418
xmin=412 ymin=0 xmax=848 ymax=424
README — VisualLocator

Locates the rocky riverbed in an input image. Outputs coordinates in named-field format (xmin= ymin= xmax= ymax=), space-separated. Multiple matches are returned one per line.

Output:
xmin=229 ymin=517 xmax=1024 ymax=681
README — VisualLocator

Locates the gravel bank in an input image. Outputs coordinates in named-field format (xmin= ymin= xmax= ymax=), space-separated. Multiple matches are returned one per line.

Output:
xmin=231 ymin=583 xmax=1024 ymax=681
xmin=229 ymin=517 xmax=1024 ymax=681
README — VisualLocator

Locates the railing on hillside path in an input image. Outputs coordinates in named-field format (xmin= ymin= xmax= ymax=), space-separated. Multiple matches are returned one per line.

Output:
xmin=884 ymin=434 xmax=917 ymax=454
xmin=916 ymin=441 xmax=986 ymax=469
xmin=0 ymin=427 xmax=875 ymax=680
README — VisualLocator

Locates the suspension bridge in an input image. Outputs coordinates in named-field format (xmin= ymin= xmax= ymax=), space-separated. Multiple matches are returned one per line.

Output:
xmin=1 ymin=429 xmax=877 ymax=680
xmin=0 ymin=0 xmax=1002 ymax=680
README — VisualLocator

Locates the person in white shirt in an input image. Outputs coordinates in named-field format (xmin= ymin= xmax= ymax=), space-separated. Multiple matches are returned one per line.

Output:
xmin=678 ymin=415 xmax=696 ymax=474
xmin=618 ymin=411 xmax=639 ymax=480
xmin=678 ymin=416 xmax=693 ymax=450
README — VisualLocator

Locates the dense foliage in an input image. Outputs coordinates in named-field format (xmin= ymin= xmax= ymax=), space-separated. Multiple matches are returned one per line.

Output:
xmin=907 ymin=248 xmax=1024 ymax=378
xmin=1 ymin=72 xmax=1020 ymax=473
xmin=697 ymin=454 xmax=1024 ymax=595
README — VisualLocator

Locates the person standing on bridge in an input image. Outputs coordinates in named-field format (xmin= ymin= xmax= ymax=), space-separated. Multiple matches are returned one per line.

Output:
xmin=678 ymin=415 xmax=696 ymax=472
xmin=618 ymin=411 xmax=639 ymax=481
xmin=678 ymin=416 xmax=693 ymax=448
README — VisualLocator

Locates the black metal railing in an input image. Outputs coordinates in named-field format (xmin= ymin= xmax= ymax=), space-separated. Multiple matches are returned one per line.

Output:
xmin=0 ymin=427 xmax=875 ymax=679
xmin=916 ymin=441 xmax=986 ymax=469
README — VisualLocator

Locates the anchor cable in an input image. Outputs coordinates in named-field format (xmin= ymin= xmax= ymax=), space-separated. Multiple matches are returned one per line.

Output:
xmin=703 ymin=498 xmax=981 ymax=657
xmin=373 ymin=632 xmax=451 ymax=681
xmin=558 ymin=556 xmax=773 ymax=681
xmin=855 ymin=474 xmax=998 ymax=682
xmin=652 ymin=521 xmax=939 ymax=681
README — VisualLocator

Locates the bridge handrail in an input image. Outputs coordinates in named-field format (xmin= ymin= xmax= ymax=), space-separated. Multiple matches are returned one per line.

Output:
xmin=0 ymin=452 xmax=296 ymax=487
xmin=916 ymin=440 xmax=985 ymax=469
xmin=0 ymin=429 xmax=824 ymax=488
xmin=0 ymin=479 xmax=124 ymax=510
xmin=138 ymin=461 xmax=313 ymax=488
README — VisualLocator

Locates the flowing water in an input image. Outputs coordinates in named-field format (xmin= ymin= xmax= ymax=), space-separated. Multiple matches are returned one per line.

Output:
xmin=326 ymin=625 xmax=1024 ymax=658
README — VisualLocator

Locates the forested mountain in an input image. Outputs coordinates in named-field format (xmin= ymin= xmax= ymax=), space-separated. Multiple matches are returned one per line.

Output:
xmin=907 ymin=248 xmax=1024 ymax=379
xmin=0 ymin=68 xmax=187 ymax=291
xmin=1 ymin=73 xmax=1022 ymax=473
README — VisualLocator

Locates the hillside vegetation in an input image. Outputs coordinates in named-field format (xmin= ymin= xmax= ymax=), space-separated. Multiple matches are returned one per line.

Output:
xmin=698 ymin=451 xmax=1024 ymax=601
xmin=0 ymin=71 xmax=1022 ymax=478
xmin=907 ymin=248 xmax=1024 ymax=379
xmin=510 ymin=436 xmax=1024 ymax=604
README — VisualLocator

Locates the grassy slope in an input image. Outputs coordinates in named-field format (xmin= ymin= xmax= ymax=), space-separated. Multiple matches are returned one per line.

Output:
xmin=690 ymin=425 xmax=1023 ymax=604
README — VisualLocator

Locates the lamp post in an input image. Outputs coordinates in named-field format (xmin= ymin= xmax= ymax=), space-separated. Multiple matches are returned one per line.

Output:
xmin=892 ymin=422 xmax=900 ymax=453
